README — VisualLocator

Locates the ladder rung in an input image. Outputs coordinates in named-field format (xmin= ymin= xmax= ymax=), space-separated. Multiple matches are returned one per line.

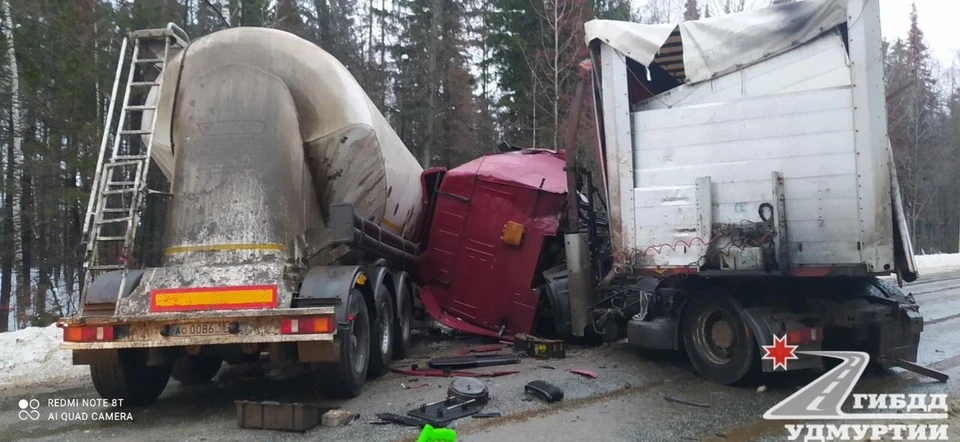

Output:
xmin=97 ymin=216 xmax=133 ymax=225
xmin=130 ymin=81 xmax=160 ymax=87
xmin=90 ymin=264 xmax=126 ymax=271
xmin=102 ymin=208 xmax=129 ymax=213
xmin=135 ymin=57 xmax=165 ymax=64
xmin=125 ymin=105 xmax=156 ymax=111
xmin=103 ymin=188 xmax=138 ymax=195
xmin=112 ymin=155 xmax=148 ymax=161
xmin=105 ymin=160 xmax=143 ymax=168
xmin=97 ymin=236 xmax=128 ymax=242
xmin=107 ymin=181 xmax=137 ymax=186
xmin=119 ymin=129 xmax=152 ymax=135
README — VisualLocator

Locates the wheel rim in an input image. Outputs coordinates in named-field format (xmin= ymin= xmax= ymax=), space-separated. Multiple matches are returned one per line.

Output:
xmin=351 ymin=314 xmax=368 ymax=373
xmin=380 ymin=304 xmax=392 ymax=355
xmin=693 ymin=308 xmax=739 ymax=366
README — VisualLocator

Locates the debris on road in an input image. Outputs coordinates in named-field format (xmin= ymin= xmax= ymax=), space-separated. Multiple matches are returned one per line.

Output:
xmin=514 ymin=334 xmax=566 ymax=359
xmin=473 ymin=412 xmax=502 ymax=419
xmin=391 ymin=368 xmax=520 ymax=378
xmin=756 ymin=385 xmax=767 ymax=393
xmin=664 ymin=396 xmax=710 ymax=408
xmin=569 ymin=368 xmax=598 ymax=379
xmin=524 ymin=380 xmax=564 ymax=402
xmin=373 ymin=413 xmax=424 ymax=427
xmin=893 ymin=358 xmax=950 ymax=382
xmin=234 ymin=400 xmax=325 ymax=432
xmin=402 ymin=382 xmax=430 ymax=390
xmin=447 ymin=377 xmax=489 ymax=404
xmin=428 ymin=353 xmax=521 ymax=370
xmin=418 ymin=424 xmax=458 ymax=442
xmin=322 ymin=409 xmax=355 ymax=427
xmin=458 ymin=344 xmax=507 ymax=355
xmin=408 ymin=397 xmax=485 ymax=427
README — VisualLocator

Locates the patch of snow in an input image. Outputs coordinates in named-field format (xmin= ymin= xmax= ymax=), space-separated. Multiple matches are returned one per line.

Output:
xmin=0 ymin=324 xmax=86 ymax=391
xmin=914 ymin=253 xmax=960 ymax=276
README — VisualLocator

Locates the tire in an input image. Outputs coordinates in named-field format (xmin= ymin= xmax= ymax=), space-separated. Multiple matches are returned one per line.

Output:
xmin=313 ymin=289 xmax=370 ymax=398
xmin=171 ymin=355 xmax=223 ymax=385
xmin=393 ymin=289 xmax=413 ymax=359
xmin=90 ymin=349 xmax=172 ymax=406
xmin=681 ymin=296 xmax=758 ymax=385
xmin=368 ymin=283 xmax=395 ymax=377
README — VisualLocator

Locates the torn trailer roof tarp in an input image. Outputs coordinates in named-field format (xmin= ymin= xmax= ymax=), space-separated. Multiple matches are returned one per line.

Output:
xmin=584 ymin=0 xmax=847 ymax=84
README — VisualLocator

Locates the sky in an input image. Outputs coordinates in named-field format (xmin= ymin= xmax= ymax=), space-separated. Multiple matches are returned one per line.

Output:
xmin=879 ymin=0 xmax=959 ymax=68
xmin=630 ymin=0 xmax=959 ymax=68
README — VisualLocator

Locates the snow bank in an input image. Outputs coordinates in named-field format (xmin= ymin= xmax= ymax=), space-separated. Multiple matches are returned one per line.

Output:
xmin=914 ymin=253 xmax=960 ymax=276
xmin=0 ymin=324 xmax=86 ymax=390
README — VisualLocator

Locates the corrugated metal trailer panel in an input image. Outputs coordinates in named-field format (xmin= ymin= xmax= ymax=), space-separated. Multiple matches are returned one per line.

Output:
xmin=590 ymin=0 xmax=903 ymax=275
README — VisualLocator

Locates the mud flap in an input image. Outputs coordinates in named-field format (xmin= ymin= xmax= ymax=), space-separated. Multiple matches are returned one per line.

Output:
xmin=738 ymin=306 xmax=823 ymax=372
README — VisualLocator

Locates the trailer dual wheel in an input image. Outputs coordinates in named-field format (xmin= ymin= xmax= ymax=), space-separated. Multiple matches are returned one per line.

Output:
xmin=171 ymin=355 xmax=223 ymax=385
xmin=393 ymin=290 xmax=413 ymax=359
xmin=681 ymin=296 xmax=758 ymax=385
xmin=368 ymin=282 xmax=395 ymax=377
xmin=90 ymin=349 xmax=172 ymax=406
xmin=313 ymin=289 xmax=370 ymax=398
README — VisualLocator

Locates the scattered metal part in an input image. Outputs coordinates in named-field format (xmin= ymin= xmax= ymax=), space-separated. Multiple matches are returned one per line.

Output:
xmin=570 ymin=368 xmax=598 ymax=379
xmin=893 ymin=359 xmax=949 ymax=382
xmin=458 ymin=344 xmax=506 ymax=355
xmin=428 ymin=353 xmax=521 ymax=370
xmin=391 ymin=368 xmax=520 ymax=378
xmin=401 ymin=382 xmax=429 ymax=389
xmin=540 ymin=365 xmax=556 ymax=370
xmin=448 ymin=377 xmax=489 ymax=404
xmin=664 ymin=396 xmax=710 ymax=408
xmin=473 ymin=412 xmax=502 ymax=419
xmin=408 ymin=397 xmax=484 ymax=427
xmin=374 ymin=413 xmax=424 ymax=427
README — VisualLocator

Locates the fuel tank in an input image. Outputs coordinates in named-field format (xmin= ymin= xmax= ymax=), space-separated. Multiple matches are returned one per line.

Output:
xmin=144 ymin=27 xmax=423 ymax=267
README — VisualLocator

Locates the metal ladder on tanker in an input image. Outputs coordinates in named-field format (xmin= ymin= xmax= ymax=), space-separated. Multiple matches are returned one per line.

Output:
xmin=79 ymin=23 xmax=190 ymax=315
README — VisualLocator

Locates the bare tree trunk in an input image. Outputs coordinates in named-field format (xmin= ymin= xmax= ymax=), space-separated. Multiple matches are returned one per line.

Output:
xmin=423 ymin=0 xmax=444 ymax=167
xmin=532 ymin=66 xmax=537 ymax=149
xmin=552 ymin=0 xmax=559 ymax=150
xmin=1 ymin=140 xmax=12 ymax=331
xmin=3 ymin=0 xmax=26 ymax=329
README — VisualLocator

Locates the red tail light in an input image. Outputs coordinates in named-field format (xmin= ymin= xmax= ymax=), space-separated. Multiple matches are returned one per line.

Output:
xmin=787 ymin=327 xmax=823 ymax=345
xmin=63 ymin=326 xmax=115 ymax=342
xmin=281 ymin=316 xmax=335 ymax=335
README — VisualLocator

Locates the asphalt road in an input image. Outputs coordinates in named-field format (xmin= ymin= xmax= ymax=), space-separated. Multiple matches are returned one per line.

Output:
xmin=3 ymin=272 xmax=960 ymax=441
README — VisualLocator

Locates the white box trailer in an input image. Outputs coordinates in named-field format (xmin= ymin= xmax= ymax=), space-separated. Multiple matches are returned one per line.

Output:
xmin=582 ymin=0 xmax=930 ymax=384
xmin=588 ymin=0 xmax=916 ymax=278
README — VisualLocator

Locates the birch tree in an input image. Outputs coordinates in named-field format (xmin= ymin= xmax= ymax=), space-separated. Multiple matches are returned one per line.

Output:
xmin=2 ymin=0 xmax=25 ymax=327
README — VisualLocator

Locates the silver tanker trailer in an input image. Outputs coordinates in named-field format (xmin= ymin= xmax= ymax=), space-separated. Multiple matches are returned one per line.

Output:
xmin=59 ymin=25 xmax=423 ymax=404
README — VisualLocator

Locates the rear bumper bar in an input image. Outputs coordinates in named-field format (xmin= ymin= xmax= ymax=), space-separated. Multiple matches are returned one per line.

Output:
xmin=59 ymin=307 xmax=337 ymax=350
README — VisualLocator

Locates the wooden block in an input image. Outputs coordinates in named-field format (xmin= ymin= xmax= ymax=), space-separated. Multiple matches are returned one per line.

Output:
xmin=322 ymin=409 xmax=354 ymax=427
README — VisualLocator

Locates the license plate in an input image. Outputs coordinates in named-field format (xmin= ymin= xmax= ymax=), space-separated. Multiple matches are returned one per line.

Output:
xmin=168 ymin=323 xmax=230 ymax=337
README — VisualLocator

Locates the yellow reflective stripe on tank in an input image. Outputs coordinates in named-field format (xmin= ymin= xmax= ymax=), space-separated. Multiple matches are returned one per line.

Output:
xmin=380 ymin=218 xmax=402 ymax=233
xmin=165 ymin=243 xmax=286 ymax=255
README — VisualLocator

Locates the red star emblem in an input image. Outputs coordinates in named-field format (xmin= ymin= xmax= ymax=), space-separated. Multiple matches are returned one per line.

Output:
xmin=761 ymin=334 xmax=799 ymax=370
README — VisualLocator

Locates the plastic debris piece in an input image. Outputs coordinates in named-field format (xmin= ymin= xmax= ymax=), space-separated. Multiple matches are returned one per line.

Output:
xmin=569 ymin=368 xmax=598 ymax=379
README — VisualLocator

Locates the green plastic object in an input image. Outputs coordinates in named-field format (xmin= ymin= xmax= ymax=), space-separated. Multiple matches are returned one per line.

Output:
xmin=417 ymin=424 xmax=457 ymax=442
